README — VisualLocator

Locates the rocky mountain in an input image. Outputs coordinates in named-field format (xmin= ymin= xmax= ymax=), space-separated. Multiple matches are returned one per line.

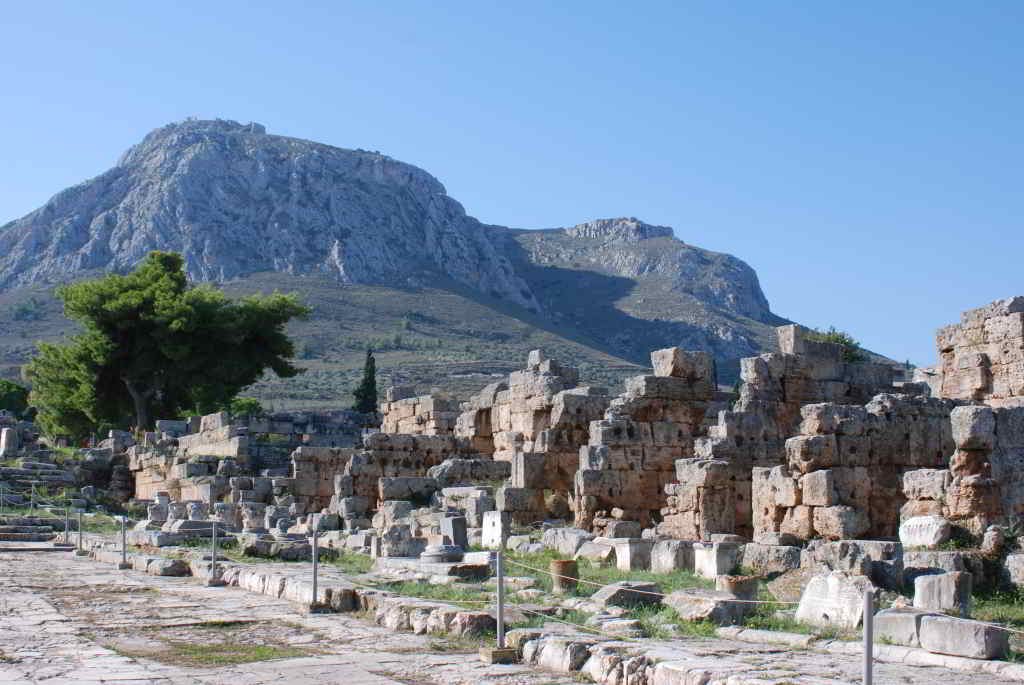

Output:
xmin=0 ymin=119 xmax=791 ymax=401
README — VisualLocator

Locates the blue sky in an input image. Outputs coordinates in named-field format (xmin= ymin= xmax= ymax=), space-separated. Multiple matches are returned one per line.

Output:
xmin=2 ymin=2 xmax=1021 ymax=365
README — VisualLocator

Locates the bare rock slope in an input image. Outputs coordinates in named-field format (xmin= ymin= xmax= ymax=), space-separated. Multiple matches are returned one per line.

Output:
xmin=0 ymin=118 xmax=787 ymax=386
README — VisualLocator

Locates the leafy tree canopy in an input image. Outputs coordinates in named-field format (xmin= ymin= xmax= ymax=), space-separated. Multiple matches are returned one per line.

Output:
xmin=0 ymin=379 xmax=29 ymax=417
xmin=26 ymin=251 xmax=309 ymax=438
xmin=806 ymin=326 xmax=867 ymax=362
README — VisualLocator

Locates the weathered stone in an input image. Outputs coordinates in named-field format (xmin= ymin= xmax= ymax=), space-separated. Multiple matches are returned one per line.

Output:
xmin=590 ymin=581 xmax=662 ymax=608
xmin=873 ymin=607 xmax=937 ymax=648
xmin=692 ymin=541 xmax=740 ymax=579
xmin=899 ymin=516 xmax=952 ymax=549
xmin=650 ymin=540 xmax=694 ymax=574
xmin=740 ymin=543 xmax=801 ymax=577
xmin=812 ymin=505 xmax=868 ymax=540
xmin=481 ymin=510 xmax=510 ymax=549
xmin=913 ymin=571 xmax=971 ymax=617
xmin=541 ymin=527 xmax=593 ymax=557
xmin=918 ymin=614 xmax=1008 ymax=659
xmin=801 ymin=470 xmax=838 ymax=507
xmin=662 ymin=589 xmax=752 ymax=625
xmin=613 ymin=539 xmax=653 ymax=571
xmin=951 ymin=405 xmax=996 ymax=450
xmin=795 ymin=571 xmax=875 ymax=630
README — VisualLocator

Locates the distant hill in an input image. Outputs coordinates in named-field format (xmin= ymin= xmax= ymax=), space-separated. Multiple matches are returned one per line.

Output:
xmin=0 ymin=119 xmax=797 ymax=406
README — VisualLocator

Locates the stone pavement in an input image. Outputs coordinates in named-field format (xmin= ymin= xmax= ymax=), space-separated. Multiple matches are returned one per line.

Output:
xmin=0 ymin=545 xmax=1021 ymax=684
xmin=0 ymin=547 xmax=573 ymax=685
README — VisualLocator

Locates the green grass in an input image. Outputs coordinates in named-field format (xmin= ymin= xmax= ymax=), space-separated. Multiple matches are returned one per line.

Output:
xmin=376 ymin=581 xmax=491 ymax=605
xmin=973 ymin=588 xmax=1024 ymax=630
xmin=503 ymin=548 xmax=713 ymax=599
xmin=329 ymin=549 xmax=375 ymax=574
xmin=629 ymin=604 xmax=718 ymax=639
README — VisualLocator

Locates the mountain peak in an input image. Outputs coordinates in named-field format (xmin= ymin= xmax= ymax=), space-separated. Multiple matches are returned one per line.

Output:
xmin=566 ymin=217 xmax=675 ymax=242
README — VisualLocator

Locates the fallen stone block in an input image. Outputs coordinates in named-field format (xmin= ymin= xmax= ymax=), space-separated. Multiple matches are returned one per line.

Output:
xmin=873 ymin=607 xmax=937 ymax=648
xmin=541 ymin=527 xmax=593 ymax=557
xmin=900 ymin=515 xmax=952 ymax=549
xmin=662 ymin=589 xmax=752 ymax=625
xmin=590 ymin=580 xmax=662 ymax=608
xmin=693 ymin=541 xmax=739 ymax=579
xmin=651 ymin=539 xmax=694 ymax=574
xmin=795 ymin=571 xmax=875 ymax=630
xmin=147 ymin=557 xmax=190 ymax=577
xmin=913 ymin=571 xmax=972 ymax=616
xmin=740 ymin=543 xmax=800 ymax=578
xmin=613 ymin=539 xmax=652 ymax=571
xmin=918 ymin=614 xmax=1008 ymax=660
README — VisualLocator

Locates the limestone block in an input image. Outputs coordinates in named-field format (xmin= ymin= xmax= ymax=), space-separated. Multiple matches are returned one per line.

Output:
xmin=613 ymin=539 xmax=653 ymax=571
xmin=902 ymin=469 xmax=951 ymax=501
xmin=786 ymin=435 xmax=838 ymax=475
xmin=780 ymin=506 xmax=814 ymax=539
xmin=873 ymin=607 xmax=937 ymax=648
xmin=675 ymin=458 xmax=732 ymax=486
xmin=740 ymin=543 xmax=801 ymax=577
xmin=650 ymin=540 xmax=694 ymax=574
xmin=541 ymin=527 xmax=593 ymax=556
xmin=1004 ymin=553 xmax=1024 ymax=588
xmin=800 ymin=470 xmax=838 ymax=507
xmin=510 ymin=451 xmax=546 ymax=489
xmin=650 ymin=348 xmax=715 ymax=383
xmin=590 ymin=581 xmax=662 ymax=608
xmin=913 ymin=571 xmax=971 ymax=616
xmin=951 ymin=405 xmax=996 ymax=450
xmin=574 ymin=540 xmax=616 ymax=565
xmin=795 ymin=571 xmax=875 ymax=630
xmin=481 ymin=510 xmax=510 ymax=549
xmin=812 ymin=505 xmax=868 ymax=540
xmin=662 ymin=589 xmax=752 ymax=625
xmin=496 ymin=486 xmax=545 ymax=513
xmin=899 ymin=515 xmax=952 ymax=549
xmin=693 ymin=541 xmax=740 ymax=579
xmin=604 ymin=520 xmax=643 ymax=539
xmin=440 ymin=515 xmax=468 ymax=550
xmin=918 ymin=615 xmax=1008 ymax=660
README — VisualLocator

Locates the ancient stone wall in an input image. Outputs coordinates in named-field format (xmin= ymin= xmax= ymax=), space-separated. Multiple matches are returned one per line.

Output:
xmin=902 ymin=404 xmax=1024 ymax=536
xmin=665 ymin=325 xmax=898 ymax=539
xmin=752 ymin=392 xmax=956 ymax=542
xmin=934 ymin=297 xmax=1024 ymax=406
xmin=576 ymin=348 xmax=714 ymax=533
xmin=379 ymin=390 xmax=459 ymax=436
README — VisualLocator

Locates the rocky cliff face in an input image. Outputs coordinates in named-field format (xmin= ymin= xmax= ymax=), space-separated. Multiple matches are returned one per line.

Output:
xmin=0 ymin=118 xmax=785 ymax=374
xmin=0 ymin=119 xmax=539 ymax=311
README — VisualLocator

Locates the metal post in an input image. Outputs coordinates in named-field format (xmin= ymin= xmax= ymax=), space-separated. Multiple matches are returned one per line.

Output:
xmin=0 ymin=483 xmax=4 ymax=514
xmin=311 ymin=530 xmax=319 ymax=609
xmin=212 ymin=521 xmax=218 ymax=576
xmin=863 ymin=588 xmax=874 ymax=685
xmin=496 ymin=549 xmax=505 ymax=649
xmin=120 ymin=516 xmax=127 ymax=566
xmin=30 ymin=484 xmax=36 ymax=511
xmin=77 ymin=511 xmax=83 ymax=553
xmin=64 ymin=508 xmax=70 ymax=544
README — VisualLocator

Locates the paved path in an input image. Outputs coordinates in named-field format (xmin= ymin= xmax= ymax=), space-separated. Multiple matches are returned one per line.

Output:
xmin=0 ymin=545 xmax=1020 ymax=684
xmin=0 ymin=547 xmax=573 ymax=685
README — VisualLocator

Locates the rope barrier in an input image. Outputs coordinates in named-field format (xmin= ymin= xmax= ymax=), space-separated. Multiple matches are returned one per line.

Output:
xmin=503 ymin=557 xmax=800 ymax=605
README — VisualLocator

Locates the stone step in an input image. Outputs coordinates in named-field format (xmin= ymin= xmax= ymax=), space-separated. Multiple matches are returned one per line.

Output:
xmin=0 ymin=532 xmax=55 ymax=542
xmin=0 ymin=525 xmax=56 ymax=534
xmin=0 ymin=516 xmax=60 ymax=527
xmin=17 ymin=461 xmax=65 ymax=472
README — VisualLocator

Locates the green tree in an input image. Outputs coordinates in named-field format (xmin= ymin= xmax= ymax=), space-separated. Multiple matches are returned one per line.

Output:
xmin=228 ymin=396 xmax=264 ymax=418
xmin=0 ymin=379 xmax=29 ymax=417
xmin=25 ymin=251 xmax=309 ymax=438
xmin=806 ymin=326 xmax=867 ymax=363
xmin=352 ymin=349 xmax=378 ymax=413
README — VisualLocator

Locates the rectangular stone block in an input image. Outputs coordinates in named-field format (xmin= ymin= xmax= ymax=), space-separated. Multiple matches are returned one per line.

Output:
xmin=918 ymin=615 xmax=1008 ymax=659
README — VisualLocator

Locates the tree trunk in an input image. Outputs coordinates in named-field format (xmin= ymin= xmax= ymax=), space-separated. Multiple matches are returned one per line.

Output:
xmin=123 ymin=379 xmax=154 ymax=431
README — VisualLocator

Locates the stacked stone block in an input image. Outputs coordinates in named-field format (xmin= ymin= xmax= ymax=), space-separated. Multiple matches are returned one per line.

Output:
xmin=752 ymin=394 xmax=956 ymax=541
xmin=575 ymin=348 xmax=714 ymax=531
xmin=379 ymin=392 xmax=460 ymax=436
xmin=935 ymin=296 xmax=1024 ymax=405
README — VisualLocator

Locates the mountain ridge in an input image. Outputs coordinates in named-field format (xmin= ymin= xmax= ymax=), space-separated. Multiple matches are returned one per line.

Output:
xmin=0 ymin=118 xmax=795 ymax=401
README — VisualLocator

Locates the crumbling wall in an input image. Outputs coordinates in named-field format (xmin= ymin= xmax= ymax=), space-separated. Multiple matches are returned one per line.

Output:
xmin=576 ymin=348 xmax=714 ymax=533
xmin=934 ymin=297 xmax=1024 ymax=405
xmin=379 ymin=389 xmax=459 ymax=436
xmin=752 ymin=393 xmax=956 ymax=542
xmin=666 ymin=324 xmax=898 ymax=539
xmin=902 ymin=404 xmax=1024 ymax=536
